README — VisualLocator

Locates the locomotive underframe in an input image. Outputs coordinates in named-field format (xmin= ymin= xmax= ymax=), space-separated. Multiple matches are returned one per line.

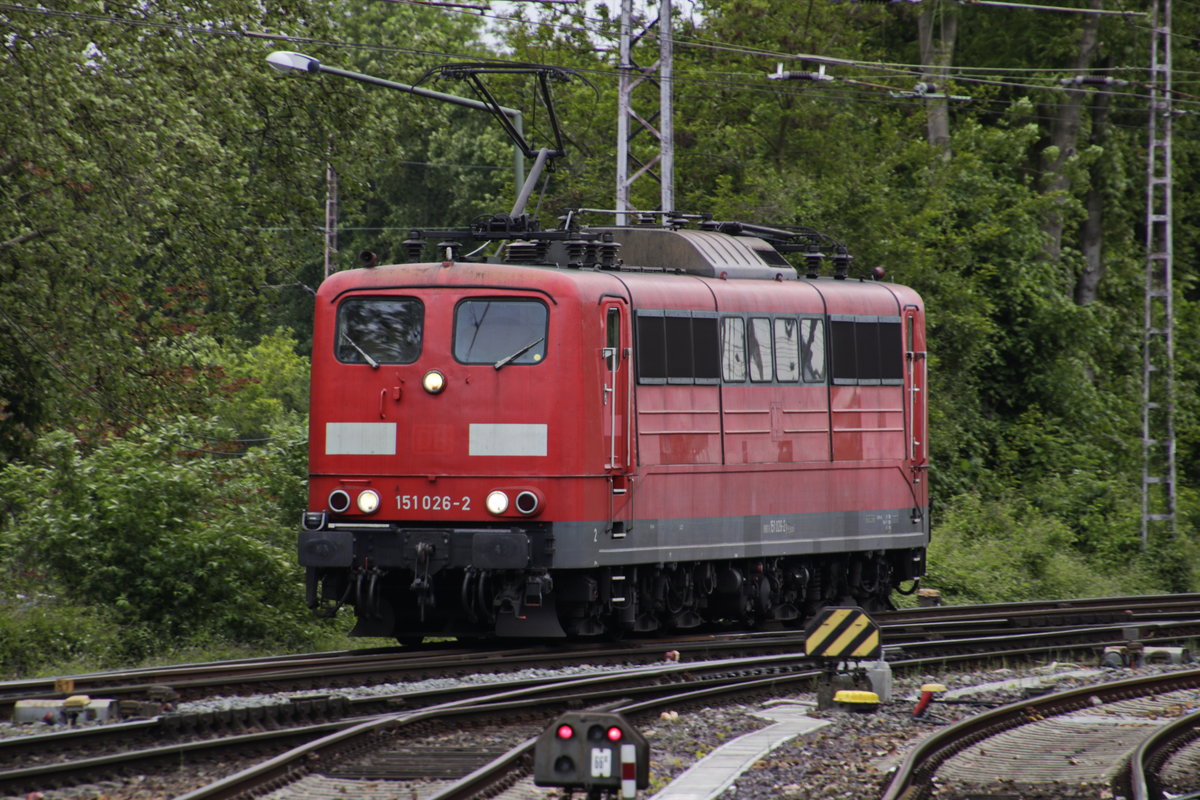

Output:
xmin=300 ymin=519 xmax=925 ymax=639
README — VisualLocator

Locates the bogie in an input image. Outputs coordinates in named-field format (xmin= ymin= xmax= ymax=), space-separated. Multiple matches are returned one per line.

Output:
xmin=310 ymin=549 xmax=911 ymax=640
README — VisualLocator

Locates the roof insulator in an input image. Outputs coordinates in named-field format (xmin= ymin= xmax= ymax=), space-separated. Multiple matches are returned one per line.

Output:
xmin=833 ymin=250 xmax=852 ymax=280
xmin=403 ymin=234 xmax=426 ymax=263
xmin=805 ymin=249 xmax=825 ymax=279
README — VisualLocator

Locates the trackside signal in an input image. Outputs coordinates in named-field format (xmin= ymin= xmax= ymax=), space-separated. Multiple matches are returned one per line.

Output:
xmin=534 ymin=711 xmax=650 ymax=797
xmin=804 ymin=606 xmax=881 ymax=660
xmin=804 ymin=606 xmax=886 ymax=710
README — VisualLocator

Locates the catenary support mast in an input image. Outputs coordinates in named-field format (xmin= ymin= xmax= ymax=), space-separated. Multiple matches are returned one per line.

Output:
xmin=616 ymin=0 xmax=674 ymax=224
xmin=1141 ymin=0 xmax=1176 ymax=549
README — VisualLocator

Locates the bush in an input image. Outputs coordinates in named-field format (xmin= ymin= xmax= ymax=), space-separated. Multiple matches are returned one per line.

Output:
xmin=0 ymin=329 xmax=335 ymax=676
xmin=924 ymin=492 xmax=1156 ymax=604
xmin=0 ymin=592 xmax=124 ymax=678
xmin=210 ymin=328 xmax=311 ymax=441
xmin=0 ymin=414 xmax=326 ymax=670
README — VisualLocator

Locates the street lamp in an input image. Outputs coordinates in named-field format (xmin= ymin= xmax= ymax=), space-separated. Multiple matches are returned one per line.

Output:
xmin=267 ymin=50 xmax=527 ymax=198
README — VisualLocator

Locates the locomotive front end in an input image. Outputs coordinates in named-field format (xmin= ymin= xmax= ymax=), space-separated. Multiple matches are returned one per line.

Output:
xmin=298 ymin=261 xmax=613 ymax=640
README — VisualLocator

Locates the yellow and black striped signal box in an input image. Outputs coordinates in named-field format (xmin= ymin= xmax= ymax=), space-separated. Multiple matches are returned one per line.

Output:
xmin=804 ymin=607 xmax=881 ymax=660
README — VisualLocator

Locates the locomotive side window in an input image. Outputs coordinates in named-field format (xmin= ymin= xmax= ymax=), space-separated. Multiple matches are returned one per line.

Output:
xmin=693 ymin=317 xmax=720 ymax=382
xmin=454 ymin=299 xmax=548 ymax=365
xmin=721 ymin=317 xmax=746 ymax=382
xmin=774 ymin=318 xmax=800 ymax=382
xmin=665 ymin=314 xmax=694 ymax=380
xmin=748 ymin=318 xmax=772 ymax=382
xmin=636 ymin=314 xmax=667 ymax=381
xmin=879 ymin=321 xmax=903 ymax=381
xmin=830 ymin=319 xmax=857 ymax=383
xmin=829 ymin=315 xmax=903 ymax=385
xmin=336 ymin=297 xmax=423 ymax=365
xmin=606 ymin=307 xmax=620 ymax=370
xmin=720 ymin=315 xmax=825 ymax=385
xmin=800 ymin=318 xmax=826 ymax=382
xmin=856 ymin=321 xmax=882 ymax=385
xmin=635 ymin=311 xmax=719 ymax=384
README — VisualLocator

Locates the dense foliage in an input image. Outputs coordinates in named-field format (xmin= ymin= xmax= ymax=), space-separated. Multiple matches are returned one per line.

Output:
xmin=1 ymin=0 xmax=1197 ymax=674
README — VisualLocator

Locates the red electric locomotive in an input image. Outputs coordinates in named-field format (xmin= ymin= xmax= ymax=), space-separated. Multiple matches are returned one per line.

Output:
xmin=298 ymin=217 xmax=928 ymax=640
xmin=284 ymin=59 xmax=928 ymax=640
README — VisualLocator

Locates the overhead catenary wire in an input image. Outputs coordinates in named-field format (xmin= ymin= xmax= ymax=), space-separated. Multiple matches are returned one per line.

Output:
xmin=3 ymin=0 xmax=1185 ymax=157
xmin=3 ymin=0 xmax=1194 ymax=108
xmin=0 ymin=5 xmax=1192 ymax=141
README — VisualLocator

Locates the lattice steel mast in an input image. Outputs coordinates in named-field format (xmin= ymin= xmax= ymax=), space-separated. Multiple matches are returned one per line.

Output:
xmin=616 ymin=0 xmax=674 ymax=224
xmin=1141 ymin=0 xmax=1175 ymax=548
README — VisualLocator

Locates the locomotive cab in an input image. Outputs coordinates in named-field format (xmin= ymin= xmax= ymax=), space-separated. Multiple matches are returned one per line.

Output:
xmin=300 ymin=258 xmax=638 ymax=638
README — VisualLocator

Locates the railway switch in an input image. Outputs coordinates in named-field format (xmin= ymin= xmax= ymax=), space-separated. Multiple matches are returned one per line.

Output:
xmin=534 ymin=711 xmax=649 ymax=797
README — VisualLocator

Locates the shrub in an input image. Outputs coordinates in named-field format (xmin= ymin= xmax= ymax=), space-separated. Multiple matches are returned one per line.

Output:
xmin=0 ymin=415 xmax=323 ymax=667
xmin=0 ymin=592 xmax=124 ymax=678
xmin=924 ymin=492 xmax=1142 ymax=603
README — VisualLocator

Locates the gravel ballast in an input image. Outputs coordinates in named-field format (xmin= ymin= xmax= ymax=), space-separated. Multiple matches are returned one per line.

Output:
xmin=4 ymin=660 xmax=1185 ymax=800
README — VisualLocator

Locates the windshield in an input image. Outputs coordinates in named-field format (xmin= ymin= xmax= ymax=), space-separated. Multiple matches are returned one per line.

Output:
xmin=454 ymin=299 xmax=548 ymax=365
xmin=335 ymin=297 xmax=423 ymax=365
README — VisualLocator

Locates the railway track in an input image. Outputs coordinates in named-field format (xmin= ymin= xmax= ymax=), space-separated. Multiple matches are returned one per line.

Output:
xmin=1 ymin=653 xmax=821 ymax=797
xmin=4 ymin=592 xmax=1197 ymax=717
xmin=4 ymin=593 xmax=1200 ymax=799
xmin=879 ymin=667 xmax=1200 ymax=799
xmin=180 ymin=652 xmax=1200 ymax=800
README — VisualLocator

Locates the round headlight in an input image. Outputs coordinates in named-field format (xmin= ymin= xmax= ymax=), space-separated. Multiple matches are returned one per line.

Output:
xmin=328 ymin=489 xmax=351 ymax=513
xmin=485 ymin=490 xmax=509 ymax=515
xmin=423 ymin=370 xmax=446 ymax=394
xmin=356 ymin=489 xmax=380 ymax=514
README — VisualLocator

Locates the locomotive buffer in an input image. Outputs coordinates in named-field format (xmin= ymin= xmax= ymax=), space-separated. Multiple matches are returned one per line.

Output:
xmin=803 ymin=606 xmax=885 ymax=709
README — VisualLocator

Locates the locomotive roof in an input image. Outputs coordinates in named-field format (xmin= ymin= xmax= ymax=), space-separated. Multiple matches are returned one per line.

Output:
xmin=399 ymin=215 xmax=851 ymax=281
xmin=589 ymin=227 xmax=797 ymax=281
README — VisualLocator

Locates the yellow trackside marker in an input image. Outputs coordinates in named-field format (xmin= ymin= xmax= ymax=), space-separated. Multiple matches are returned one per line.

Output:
xmin=804 ymin=607 xmax=881 ymax=660
xmin=850 ymin=629 xmax=881 ymax=658
xmin=805 ymin=607 xmax=853 ymax=654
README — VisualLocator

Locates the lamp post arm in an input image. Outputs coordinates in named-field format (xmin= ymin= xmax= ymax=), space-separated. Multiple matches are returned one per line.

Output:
xmin=272 ymin=53 xmax=526 ymax=189
xmin=314 ymin=64 xmax=520 ymax=121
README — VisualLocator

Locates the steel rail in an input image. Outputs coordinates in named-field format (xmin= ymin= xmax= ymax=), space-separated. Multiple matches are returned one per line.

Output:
xmin=0 ymin=653 xmax=816 ymax=798
xmin=171 ymin=655 xmax=825 ymax=800
xmin=4 ymin=593 xmax=1196 ymax=709
xmin=8 ymin=596 xmax=1200 ymax=798
xmin=160 ymin=637 xmax=1200 ymax=800
xmin=6 ymin=592 xmax=1198 ymax=715
xmin=879 ymin=667 xmax=1200 ymax=800
xmin=422 ymin=667 xmax=845 ymax=800
xmin=876 ymin=592 xmax=1200 ymax=625
xmin=1126 ymin=699 xmax=1200 ymax=800
xmin=7 ymin=616 xmax=1200 ymax=793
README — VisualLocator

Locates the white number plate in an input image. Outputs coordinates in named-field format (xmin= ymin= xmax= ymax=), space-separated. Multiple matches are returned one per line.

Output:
xmin=590 ymin=747 xmax=613 ymax=778
xmin=395 ymin=494 xmax=471 ymax=512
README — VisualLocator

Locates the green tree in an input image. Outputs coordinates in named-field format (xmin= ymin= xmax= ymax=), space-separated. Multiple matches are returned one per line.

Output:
xmin=0 ymin=329 xmax=316 ymax=671
xmin=0 ymin=1 xmax=353 ymax=459
xmin=496 ymin=0 xmax=1200 ymax=588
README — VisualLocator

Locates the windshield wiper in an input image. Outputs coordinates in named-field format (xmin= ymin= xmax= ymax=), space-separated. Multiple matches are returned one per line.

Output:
xmin=493 ymin=336 xmax=545 ymax=370
xmin=341 ymin=331 xmax=380 ymax=369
